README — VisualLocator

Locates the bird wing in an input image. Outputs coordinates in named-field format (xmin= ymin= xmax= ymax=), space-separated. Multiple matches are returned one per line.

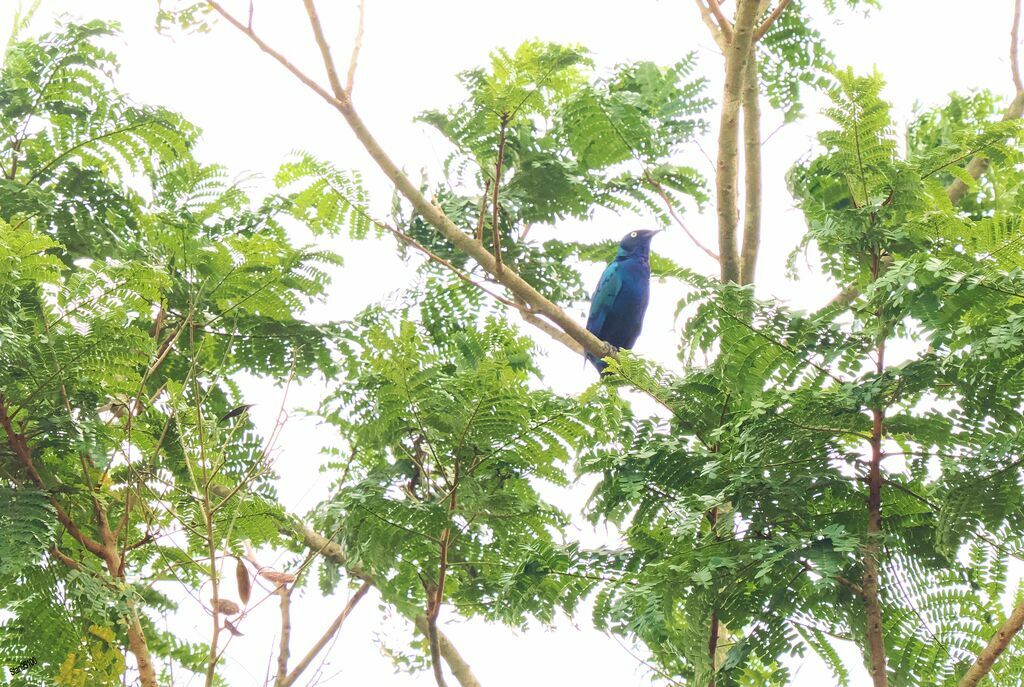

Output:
xmin=586 ymin=261 xmax=623 ymax=337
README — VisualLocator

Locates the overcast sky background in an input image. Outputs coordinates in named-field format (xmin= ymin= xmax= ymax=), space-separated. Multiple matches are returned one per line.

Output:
xmin=3 ymin=1 xmax=1021 ymax=685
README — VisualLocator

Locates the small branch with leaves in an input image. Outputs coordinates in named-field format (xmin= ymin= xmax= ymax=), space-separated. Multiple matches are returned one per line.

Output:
xmin=203 ymin=0 xmax=613 ymax=363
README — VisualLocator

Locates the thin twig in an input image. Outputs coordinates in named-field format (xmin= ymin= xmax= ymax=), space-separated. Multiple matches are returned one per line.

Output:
xmin=643 ymin=170 xmax=720 ymax=262
xmin=426 ymin=460 xmax=459 ymax=687
xmin=694 ymin=0 xmax=728 ymax=49
xmin=279 ymin=581 xmax=371 ymax=687
xmin=346 ymin=0 xmax=365 ymax=94
xmin=1014 ymin=0 xmax=1024 ymax=92
xmin=754 ymin=0 xmax=792 ymax=40
xmin=739 ymin=50 xmax=762 ymax=285
xmin=301 ymin=0 xmax=346 ymax=98
xmin=707 ymin=0 xmax=735 ymax=42
xmin=475 ymin=179 xmax=491 ymax=242
xmin=491 ymin=116 xmax=509 ymax=275
xmin=799 ymin=559 xmax=863 ymax=596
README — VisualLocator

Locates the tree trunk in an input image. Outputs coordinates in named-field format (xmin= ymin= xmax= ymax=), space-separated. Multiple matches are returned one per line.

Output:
xmin=715 ymin=0 xmax=761 ymax=283
xmin=738 ymin=51 xmax=762 ymax=286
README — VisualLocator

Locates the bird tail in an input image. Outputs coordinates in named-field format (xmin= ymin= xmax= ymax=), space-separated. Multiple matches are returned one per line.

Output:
xmin=585 ymin=352 xmax=608 ymax=373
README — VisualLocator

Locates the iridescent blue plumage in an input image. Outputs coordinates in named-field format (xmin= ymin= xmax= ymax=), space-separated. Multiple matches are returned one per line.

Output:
xmin=585 ymin=229 xmax=660 ymax=371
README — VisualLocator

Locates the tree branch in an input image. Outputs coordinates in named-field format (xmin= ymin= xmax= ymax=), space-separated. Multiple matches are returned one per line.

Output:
xmin=707 ymin=0 xmax=734 ymax=42
xmin=957 ymin=600 xmax=1024 ymax=687
xmin=50 ymin=546 xmax=84 ymax=571
xmin=475 ymin=179 xmax=490 ymax=242
xmin=279 ymin=581 xmax=371 ymax=687
xmin=301 ymin=0 xmax=346 ymax=98
xmin=205 ymin=0 xmax=613 ymax=361
xmin=708 ymin=608 xmax=720 ymax=687
xmin=714 ymin=0 xmax=760 ymax=283
xmin=643 ymin=170 xmax=720 ymax=262
xmin=491 ymin=116 xmax=509 ymax=275
xmin=754 ymin=0 xmax=792 ymax=41
xmin=293 ymin=524 xmax=484 ymax=687
xmin=274 ymin=587 xmax=292 ymax=686
xmin=738 ymin=50 xmax=762 ymax=285
xmin=946 ymin=90 xmax=1024 ymax=205
xmin=346 ymin=0 xmax=365 ymax=94
xmin=694 ymin=0 xmax=728 ymax=49
xmin=426 ymin=464 xmax=460 ymax=687
xmin=863 ymin=256 xmax=889 ymax=687
xmin=519 ymin=307 xmax=584 ymax=355
xmin=1012 ymin=0 xmax=1023 ymax=92
xmin=412 ymin=615 xmax=484 ymax=687
xmin=0 ymin=395 xmax=107 ymax=559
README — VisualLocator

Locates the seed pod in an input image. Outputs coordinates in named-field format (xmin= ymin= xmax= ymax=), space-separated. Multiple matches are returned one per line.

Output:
xmin=259 ymin=570 xmax=296 ymax=585
xmin=210 ymin=598 xmax=241 ymax=616
xmin=224 ymin=619 xmax=244 ymax=637
xmin=236 ymin=558 xmax=251 ymax=605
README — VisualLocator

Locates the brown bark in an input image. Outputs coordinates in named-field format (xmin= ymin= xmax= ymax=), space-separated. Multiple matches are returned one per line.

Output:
xmin=862 ymin=250 xmax=889 ymax=687
xmin=714 ymin=0 xmax=761 ymax=283
xmin=491 ymin=117 xmax=508 ymax=275
xmin=706 ymin=0 xmax=734 ymax=42
xmin=864 ymin=400 xmax=888 ymax=687
xmin=275 ymin=587 xmax=292 ymax=686
xmin=124 ymin=604 xmax=158 ymax=687
xmin=425 ymin=469 xmax=459 ymax=687
xmin=708 ymin=609 xmax=720 ymax=687
xmin=946 ymin=91 xmax=1024 ymax=205
xmin=957 ymin=600 xmax=1024 ymax=687
xmin=0 ymin=396 xmax=159 ymax=687
xmin=738 ymin=51 xmax=762 ymax=286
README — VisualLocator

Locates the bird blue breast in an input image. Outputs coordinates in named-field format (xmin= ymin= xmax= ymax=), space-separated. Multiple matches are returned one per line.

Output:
xmin=585 ymin=252 xmax=652 ymax=371
xmin=598 ymin=257 xmax=650 ymax=348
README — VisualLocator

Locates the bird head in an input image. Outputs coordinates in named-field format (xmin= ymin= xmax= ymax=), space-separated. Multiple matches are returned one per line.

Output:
xmin=617 ymin=229 xmax=661 ymax=258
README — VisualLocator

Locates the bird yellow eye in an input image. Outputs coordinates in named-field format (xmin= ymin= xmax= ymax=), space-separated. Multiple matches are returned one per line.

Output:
xmin=630 ymin=231 xmax=638 ymax=237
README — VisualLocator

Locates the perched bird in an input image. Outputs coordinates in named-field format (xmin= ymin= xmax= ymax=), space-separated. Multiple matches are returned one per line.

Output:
xmin=585 ymin=229 xmax=661 ymax=372
xmin=218 ymin=404 xmax=254 ymax=423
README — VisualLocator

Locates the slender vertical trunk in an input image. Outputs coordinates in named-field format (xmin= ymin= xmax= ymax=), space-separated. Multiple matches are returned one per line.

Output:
xmin=863 ymin=251 xmax=889 ymax=687
xmin=275 ymin=587 xmax=292 ymax=686
xmin=491 ymin=117 xmax=508 ymax=274
xmin=715 ymin=0 xmax=760 ymax=283
xmin=105 ymin=549 xmax=159 ymax=687
xmin=125 ymin=604 xmax=159 ymax=687
xmin=738 ymin=51 xmax=762 ymax=286
xmin=707 ymin=610 xmax=720 ymax=687
xmin=864 ymin=399 xmax=888 ymax=687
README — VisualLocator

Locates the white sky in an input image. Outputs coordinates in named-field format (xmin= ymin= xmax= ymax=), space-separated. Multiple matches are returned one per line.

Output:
xmin=4 ymin=0 xmax=1020 ymax=685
